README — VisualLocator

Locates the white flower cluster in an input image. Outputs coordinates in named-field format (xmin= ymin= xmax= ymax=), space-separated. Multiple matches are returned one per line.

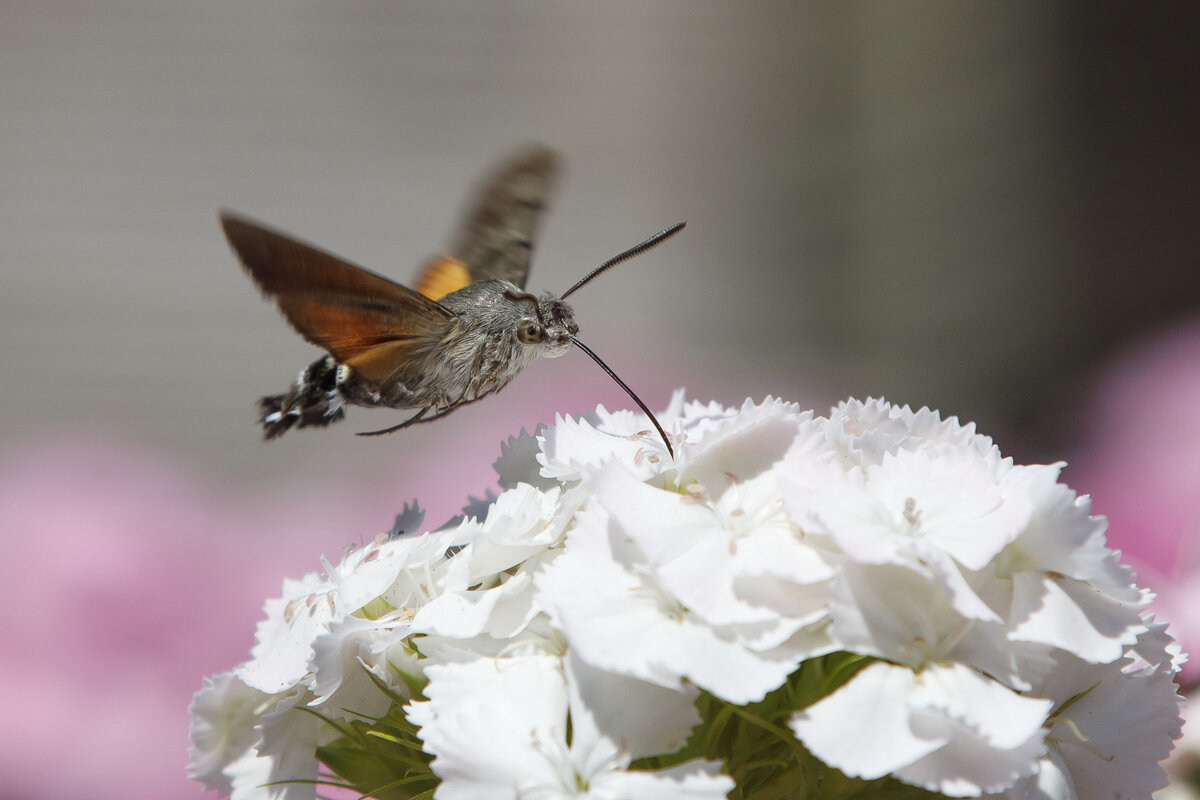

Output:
xmin=190 ymin=394 xmax=1185 ymax=800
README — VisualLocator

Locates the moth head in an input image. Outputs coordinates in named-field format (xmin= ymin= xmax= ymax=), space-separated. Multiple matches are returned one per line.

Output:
xmin=507 ymin=291 xmax=577 ymax=356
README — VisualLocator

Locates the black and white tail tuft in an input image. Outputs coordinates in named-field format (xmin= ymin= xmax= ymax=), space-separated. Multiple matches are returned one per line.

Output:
xmin=259 ymin=356 xmax=347 ymax=440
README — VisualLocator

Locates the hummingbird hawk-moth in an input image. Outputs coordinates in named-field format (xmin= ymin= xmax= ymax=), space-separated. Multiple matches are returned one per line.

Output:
xmin=221 ymin=145 xmax=681 ymax=456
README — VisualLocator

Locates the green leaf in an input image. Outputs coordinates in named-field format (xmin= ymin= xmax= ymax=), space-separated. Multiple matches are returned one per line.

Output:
xmin=315 ymin=704 xmax=437 ymax=800
xmin=633 ymin=653 xmax=947 ymax=800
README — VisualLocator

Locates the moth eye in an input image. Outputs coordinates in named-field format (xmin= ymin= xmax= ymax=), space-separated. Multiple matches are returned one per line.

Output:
xmin=517 ymin=319 xmax=544 ymax=344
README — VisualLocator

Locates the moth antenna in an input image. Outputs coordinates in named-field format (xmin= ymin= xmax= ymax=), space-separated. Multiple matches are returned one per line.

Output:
xmin=561 ymin=222 xmax=686 ymax=300
xmin=569 ymin=336 xmax=674 ymax=459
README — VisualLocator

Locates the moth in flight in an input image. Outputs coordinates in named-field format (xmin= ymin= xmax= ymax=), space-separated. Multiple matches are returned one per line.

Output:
xmin=221 ymin=145 xmax=682 ymax=456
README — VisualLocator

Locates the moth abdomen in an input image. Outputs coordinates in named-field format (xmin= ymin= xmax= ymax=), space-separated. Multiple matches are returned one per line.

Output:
xmin=259 ymin=355 xmax=348 ymax=440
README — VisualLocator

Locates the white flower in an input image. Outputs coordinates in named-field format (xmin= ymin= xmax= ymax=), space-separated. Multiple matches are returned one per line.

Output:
xmin=407 ymin=655 xmax=732 ymax=800
xmin=459 ymin=482 xmax=566 ymax=578
xmin=189 ymin=672 xmax=272 ymax=796
xmin=409 ymin=554 xmax=542 ymax=641
xmin=236 ymin=571 xmax=336 ymax=695
xmin=827 ymin=562 xmax=1046 ymax=690
xmin=536 ymin=392 xmax=796 ymax=484
xmin=191 ymin=393 xmax=1184 ymax=800
xmin=998 ymin=463 xmax=1149 ymax=663
xmin=824 ymin=396 xmax=996 ymax=468
xmin=565 ymin=650 xmax=702 ymax=759
xmin=410 ymin=485 xmax=562 ymax=642
xmin=309 ymin=614 xmax=416 ymax=721
xmin=1015 ymin=627 xmax=1184 ymax=800
xmin=781 ymin=445 xmax=1031 ymax=624
xmin=593 ymin=460 xmax=832 ymax=634
xmin=1156 ymin=680 xmax=1200 ymax=800
xmin=237 ymin=532 xmax=436 ymax=694
xmin=535 ymin=505 xmax=798 ymax=704
xmin=537 ymin=398 xmax=677 ymax=483
xmin=189 ymin=673 xmax=332 ymax=800
xmin=790 ymin=662 xmax=1051 ymax=797
xmin=249 ymin=688 xmax=332 ymax=800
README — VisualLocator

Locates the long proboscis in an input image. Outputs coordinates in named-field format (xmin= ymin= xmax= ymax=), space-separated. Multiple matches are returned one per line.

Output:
xmin=561 ymin=222 xmax=686 ymax=300
xmin=570 ymin=336 xmax=674 ymax=459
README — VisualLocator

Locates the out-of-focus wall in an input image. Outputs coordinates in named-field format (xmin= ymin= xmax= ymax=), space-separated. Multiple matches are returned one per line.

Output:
xmin=2 ymin=1 xmax=1197 ymax=478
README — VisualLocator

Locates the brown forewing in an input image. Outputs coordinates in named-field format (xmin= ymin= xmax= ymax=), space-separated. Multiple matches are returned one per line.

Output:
xmin=220 ymin=212 xmax=454 ymax=384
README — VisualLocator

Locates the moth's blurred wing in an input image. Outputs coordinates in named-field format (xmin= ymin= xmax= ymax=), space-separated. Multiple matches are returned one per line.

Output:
xmin=413 ymin=255 xmax=472 ymax=302
xmin=221 ymin=211 xmax=454 ymax=384
xmin=415 ymin=144 xmax=560 ymax=300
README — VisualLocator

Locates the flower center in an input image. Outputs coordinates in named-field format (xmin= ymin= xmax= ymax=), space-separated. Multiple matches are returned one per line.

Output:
xmin=901 ymin=496 xmax=923 ymax=530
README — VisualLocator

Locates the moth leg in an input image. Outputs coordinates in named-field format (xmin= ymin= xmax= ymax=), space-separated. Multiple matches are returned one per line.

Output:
xmin=354 ymin=389 xmax=501 ymax=437
xmin=355 ymin=407 xmax=429 ymax=437
xmin=410 ymin=390 xmax=499 ymax=425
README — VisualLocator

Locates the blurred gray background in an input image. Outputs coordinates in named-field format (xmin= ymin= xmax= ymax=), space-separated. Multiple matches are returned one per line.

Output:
xmin=3 ymin=1 xmax=1199 ymax=487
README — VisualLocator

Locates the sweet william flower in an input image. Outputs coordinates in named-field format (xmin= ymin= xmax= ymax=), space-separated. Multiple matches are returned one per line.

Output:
xmin=790 ymin=661 xmax=1051 ymax=796
xmin=603 ymin=465 xmax=833 ymax=637
xmin=824 ymin=396 xmax=996 ymax=467
xmin=308 ymin=614 xmax=416 ymax=721
xmin=189 ymin=673 xmax=272 ymax=796
xmin=191 ymin=393 xmax=1184 ymax=800
xmin=825 ymin=561 xmax=1045 ymax=691
xmin=236 ymin=530 xmax=449 ymax=695
xmin=780 ymin=446 xmax=1029 ymax=624
xmin=190 ymin=676 xmax=333 ymax=800
xmin=407 ymin=655 xmax=732 ymax=800
xmin=407 ymin=483 xmax=563 ymax=642
xmin=1003 ymin=625 xmax=1185 ymax=800
xmin=998 ymin=462 xmax=1149 ymax=664
xmin=535 ymin=501 xmax=804 ymax=705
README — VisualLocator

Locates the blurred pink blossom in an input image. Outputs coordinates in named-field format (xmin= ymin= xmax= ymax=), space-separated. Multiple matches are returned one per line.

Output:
xmin=0 ymin=352 xmax=714 ymax=799
xmin=1067 ymin=316 xmax=1200 ymax=684
xmin=0 ymin=436 xmax=459 ymax=800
